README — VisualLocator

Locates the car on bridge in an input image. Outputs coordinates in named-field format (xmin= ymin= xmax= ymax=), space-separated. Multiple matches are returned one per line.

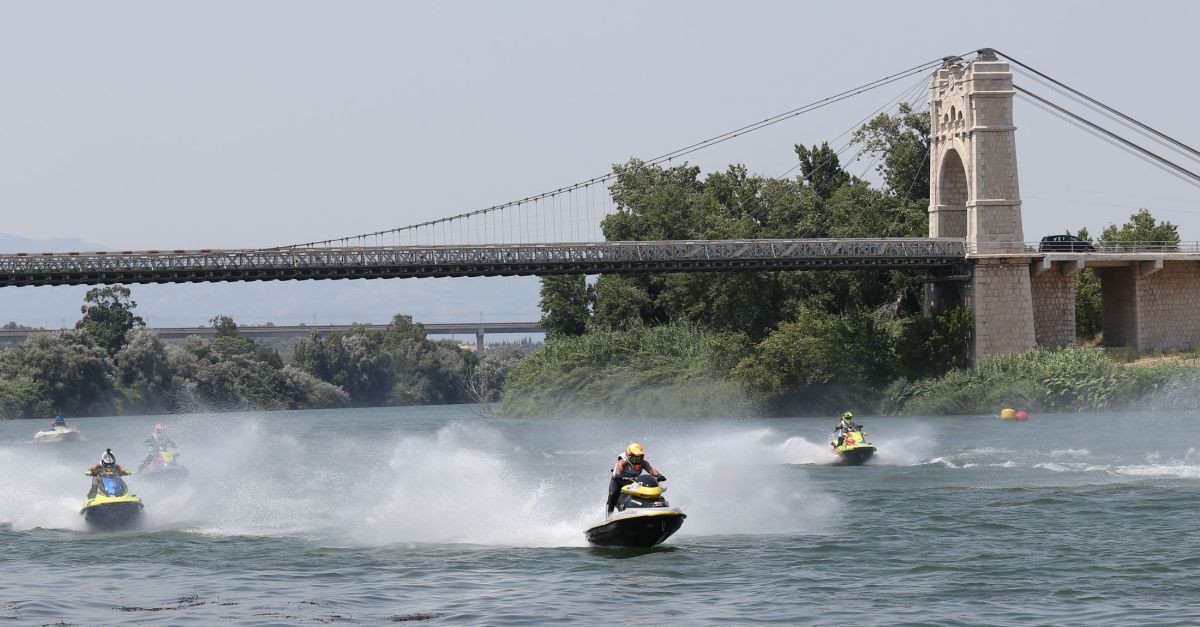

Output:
xmin=1038 ymin=234 xmax=1095 ymax=252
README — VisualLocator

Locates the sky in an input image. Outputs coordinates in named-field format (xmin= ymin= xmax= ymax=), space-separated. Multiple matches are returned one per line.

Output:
xmin=0 ymin=1 xmax=1197 ymax=327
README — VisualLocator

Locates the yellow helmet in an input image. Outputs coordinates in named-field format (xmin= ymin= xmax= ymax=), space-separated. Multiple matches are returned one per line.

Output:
xmin=841 ymin=411 xmax=854 ymax=421
xmin=625 ymin=442 xmax=645 ymax=457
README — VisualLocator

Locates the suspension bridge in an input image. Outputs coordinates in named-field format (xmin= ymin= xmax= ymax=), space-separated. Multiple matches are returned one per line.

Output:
xmin=4 ymin=48 xmax=1199 ymax=357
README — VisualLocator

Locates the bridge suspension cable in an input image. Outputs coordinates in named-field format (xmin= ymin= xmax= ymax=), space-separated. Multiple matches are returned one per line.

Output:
xmin=1013 ymin=84 xmax=1200 ymax=190
xmin=278 ymin=54 xmax=963 ymax=250
xmin=995 ymin=49 xmax=1200 ymax=165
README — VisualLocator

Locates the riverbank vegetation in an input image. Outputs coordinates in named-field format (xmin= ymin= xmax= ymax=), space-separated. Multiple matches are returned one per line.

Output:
xmin=0 ymin=286 xmax=532 ymax=419
xmin=884 ymin=347 xmax=1200 ymax=415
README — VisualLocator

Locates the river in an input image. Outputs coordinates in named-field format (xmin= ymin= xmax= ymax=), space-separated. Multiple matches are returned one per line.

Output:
xmin=1 ymin=406 xmax=1198 ymax=625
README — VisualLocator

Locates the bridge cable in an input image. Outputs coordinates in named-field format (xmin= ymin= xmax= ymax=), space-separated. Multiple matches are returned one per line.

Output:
xmin=995 ymin=50 xmax=1200 ymax=163
xmin=277 ymin=55 xmax=962 ymax=249
xmin=1011 ymin=67 xmax=1200 ymax=168
xmin=1014 ymin=85 xmax=1200 ymax=190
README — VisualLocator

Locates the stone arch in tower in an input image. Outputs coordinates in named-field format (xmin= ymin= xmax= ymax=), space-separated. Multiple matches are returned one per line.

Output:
xmin=927 ymin=53 xmax=1023 ymax=252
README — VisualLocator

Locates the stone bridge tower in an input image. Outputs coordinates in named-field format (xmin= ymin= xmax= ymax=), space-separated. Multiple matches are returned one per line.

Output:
xmin=928 ymin=50 xmax=1037 ymax=357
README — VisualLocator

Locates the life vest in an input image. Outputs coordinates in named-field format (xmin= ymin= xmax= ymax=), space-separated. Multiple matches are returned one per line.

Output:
xmin=613 ymin=455 xmax=644 ymax=479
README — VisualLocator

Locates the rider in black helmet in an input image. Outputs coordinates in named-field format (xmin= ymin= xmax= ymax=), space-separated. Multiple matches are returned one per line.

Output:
xmin=85 ymin=449 xmax=130 ymax=498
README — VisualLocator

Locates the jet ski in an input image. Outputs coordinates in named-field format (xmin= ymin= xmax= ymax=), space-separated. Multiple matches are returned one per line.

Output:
xmin=140 ymin=448 xmax=188 ymax=481
xmin=832 ymin=429 xmax=876 ymax=466
xmin=34 ymin=425 xmax=82 ymax=443
xmin=80 ymin=474 xmax=144 ymax=530
xmin=584 ymin=475 xmax=685 ymax=547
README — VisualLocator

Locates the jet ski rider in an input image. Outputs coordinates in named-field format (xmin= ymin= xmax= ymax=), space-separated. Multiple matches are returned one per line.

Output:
xmin=607 ymin=443 xmax=666 ymax=517
xmin=832 ymin=411 xmax=862 ymax=448
xmin=140 ymin=423 xmax=176 ymax=471
xmin=50 ymin=415 xmax=67 ymax=429
xmin=85 ymin=449 xmax=131 ymax=498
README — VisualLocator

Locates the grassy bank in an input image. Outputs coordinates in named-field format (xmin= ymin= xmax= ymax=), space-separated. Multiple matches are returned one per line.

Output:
xmin=882 ymin=347 xmax=1200 ymax=415
xmin=498 ymin=323 xmax=752 ymax=417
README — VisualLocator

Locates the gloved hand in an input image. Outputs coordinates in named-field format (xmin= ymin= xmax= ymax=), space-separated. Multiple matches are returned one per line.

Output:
xmin=655 ymin=474 xmax=666 ymax=482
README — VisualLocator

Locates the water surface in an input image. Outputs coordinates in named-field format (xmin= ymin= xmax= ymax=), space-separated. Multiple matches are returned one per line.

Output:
xmin=2 ymin=407 xmax=1198 ymax=625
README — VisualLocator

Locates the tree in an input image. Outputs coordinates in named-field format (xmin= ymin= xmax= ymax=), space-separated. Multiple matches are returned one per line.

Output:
xmin=731 ymin=306 xmax=896 ymax=393
xmin=292 ymin=328 xmax=396 ymax=405
xmin=465 ymin=343 xmax=529 ymax=405
xmin=850 ymin=102 xmax=931 ymax=200
xmin=14 ymin=331 xmax=117 ymax=417
xmin=1075 ymin=269 xmax=1102 ymax=341
xmin=0 ymin=373 xmax=51 ymax=420
xmin=115 ymin=328 xmax=176 ymax=411
xmin=379 ymin=313 xmax=477 ymax=405
xmin=894 ymin=306 xmax=973 ymax=378
xmin=76 ymin=285 xmax=145 ymax=355
xmin=603 ymin=159 xmax=704 ymax=241
xmin=1098 ymin=208 xmax=1180 ymax=249
xmin=538 ymin=275 xmax=591 ymax=339
xmin=590 ymin=274 xmax=649 ymax=332
xmin=794 ymin=142 xmax=850 ymax=199
xmin=210 ymin=315 xmax=240 ymax=337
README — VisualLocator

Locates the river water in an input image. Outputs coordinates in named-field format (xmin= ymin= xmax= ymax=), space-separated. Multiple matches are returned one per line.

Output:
xmin=1 ymin=406 xmax=1198 ymax=625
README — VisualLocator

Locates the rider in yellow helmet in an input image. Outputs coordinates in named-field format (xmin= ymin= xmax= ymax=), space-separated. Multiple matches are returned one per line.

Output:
xmin=606 ymin=442 xmax=666 ymax=516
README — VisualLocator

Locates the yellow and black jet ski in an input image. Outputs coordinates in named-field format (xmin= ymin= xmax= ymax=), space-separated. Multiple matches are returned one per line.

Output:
xmin=585 ymin=475 xmax=685 ymax=547
xmin=80 ymin=474 xmax=144 ymax=530
xmin=832 ymin=429 xmax=876 ymax=466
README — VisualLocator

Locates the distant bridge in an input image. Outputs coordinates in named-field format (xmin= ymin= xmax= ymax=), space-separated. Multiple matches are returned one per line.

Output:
xmin=0 ymin=321 xmax=544 ymax=353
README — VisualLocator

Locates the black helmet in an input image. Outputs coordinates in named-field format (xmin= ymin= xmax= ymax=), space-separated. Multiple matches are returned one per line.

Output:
xmin=101 ymin=449 xmax=116 ymax=468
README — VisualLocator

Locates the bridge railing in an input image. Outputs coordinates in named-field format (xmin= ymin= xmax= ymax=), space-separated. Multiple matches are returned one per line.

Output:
xmin=968 ymin=241 xmax=1198 ymax=254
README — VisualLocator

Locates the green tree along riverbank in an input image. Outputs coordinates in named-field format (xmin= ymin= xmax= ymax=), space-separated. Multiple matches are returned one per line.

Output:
xmin=0 ymin=286 xmax=532 ymax=419
xmin=501 ymin=106 xmax=1194 ymax=417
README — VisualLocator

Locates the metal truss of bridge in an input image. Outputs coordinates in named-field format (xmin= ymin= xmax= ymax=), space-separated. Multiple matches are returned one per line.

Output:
xmin=0 ymin=239 xmax=970 ymax=287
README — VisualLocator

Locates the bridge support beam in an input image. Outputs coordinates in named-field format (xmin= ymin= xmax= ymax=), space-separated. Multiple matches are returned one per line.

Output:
xmin=476 ymin=330 xmax=485 ymax=355
xmin=1098 ymin=261 xmax=1200 ymax=353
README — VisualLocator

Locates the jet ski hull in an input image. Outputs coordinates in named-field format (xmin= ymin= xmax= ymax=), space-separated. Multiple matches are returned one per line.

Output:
xmin=834 ymin=445 xmax=876 ymax=466
xmin=34 ymin=428 xmax=81 ymax=443
xmin=141 ymin=467 xmax=189 ymax=482
xmin=585 ymin=509 xmax=686 ymax=547
xmin=80 ymin=495 xmax=144 ymax=530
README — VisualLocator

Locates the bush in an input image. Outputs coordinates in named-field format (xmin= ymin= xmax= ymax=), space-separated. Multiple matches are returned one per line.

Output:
xmin=498 ymin=322 xmax=752 ymax=417
xmin=885 ymin=347 xmax=1200 ymax=415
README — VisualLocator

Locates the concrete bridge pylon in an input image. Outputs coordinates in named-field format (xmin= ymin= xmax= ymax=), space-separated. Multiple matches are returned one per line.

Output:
xmin=929 ymin=49 xmax=1037 ymax=358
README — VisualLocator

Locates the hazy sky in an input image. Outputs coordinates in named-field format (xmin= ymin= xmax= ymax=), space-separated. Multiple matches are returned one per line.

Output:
xmin=1 ymin=1 xmax=1197 ymax=326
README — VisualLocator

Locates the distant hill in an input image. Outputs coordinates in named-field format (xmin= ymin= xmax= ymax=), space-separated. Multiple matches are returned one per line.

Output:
xmin=0 ymin=232 xmax=108 ymax=253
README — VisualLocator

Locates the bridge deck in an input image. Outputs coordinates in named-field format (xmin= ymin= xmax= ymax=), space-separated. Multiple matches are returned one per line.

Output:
xmin=0 ymin=239 xmax=970 ymax=287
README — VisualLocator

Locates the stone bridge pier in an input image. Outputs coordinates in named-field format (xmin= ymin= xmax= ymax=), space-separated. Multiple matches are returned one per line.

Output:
xmin=929 ymin=50 xmax=1036 ymax=357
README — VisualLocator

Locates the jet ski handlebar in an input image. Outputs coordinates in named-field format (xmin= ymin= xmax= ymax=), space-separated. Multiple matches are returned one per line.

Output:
xmin=618 ymin=474 xmax=667 ymax=484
